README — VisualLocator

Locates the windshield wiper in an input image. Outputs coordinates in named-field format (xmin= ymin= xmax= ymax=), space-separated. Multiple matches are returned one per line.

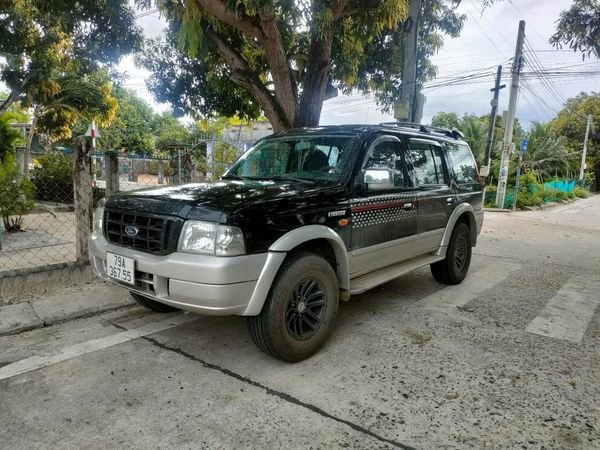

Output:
xmin=221 ymin=174 xmax=248 ymax=180
xmin=270 ymin=175 xmax=316 ymax=184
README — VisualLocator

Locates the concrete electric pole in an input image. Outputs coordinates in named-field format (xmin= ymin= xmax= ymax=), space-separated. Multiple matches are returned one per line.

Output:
xmin=481 ymin=65 xmax=505 ymax=177
xmin=579 ymin=114 xmax=592 ymax=181
xmin=496 ymin=20 xmax=525 ymax=209
xmin=394 ymin=0 xmax=421 ymax=123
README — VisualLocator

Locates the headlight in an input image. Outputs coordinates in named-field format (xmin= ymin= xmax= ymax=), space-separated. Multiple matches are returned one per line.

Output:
xmin=93 ymin=199 xmax=105 ymax=233
xmin=178 ymin=221 xmax=246 ymax=256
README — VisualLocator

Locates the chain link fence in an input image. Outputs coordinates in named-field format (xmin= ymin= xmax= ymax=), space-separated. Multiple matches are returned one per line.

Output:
xmin=0 ymin=138 xmax=246 ymax=275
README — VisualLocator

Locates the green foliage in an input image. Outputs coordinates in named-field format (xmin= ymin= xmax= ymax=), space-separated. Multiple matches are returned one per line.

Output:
xmin=549 ymin=92 xmax=600 ymax=181
xmin=554 ymin=190 xmax=569 ymax=202
xmin=138 ymin=1 xmax=466 ymax=129
xmin=517 ymin=190 xmax=543 ymax=208
xmin=0 ymin=112 xmax=26 ymax=161
xmin=431 ymin=112 xmax=462 ymax=130
xmin=0 ymin=0 xmax=142 ymax=114
xmin=96 ymin=87 xmax=156 ymax=154
xmin=154 ymin=113 xmax=192 ymax=153
xmin=30 ymin=152 xmax=74 ymax=203
xmin=0 ymin=154 xmax=35 ymax=231
xmin=522 ymin=122 xmax=575 ymax=180
xmin=35 ymin=71 xmax=118 ymax=140
xmin=549 ymin=0 xmax=600 ymax=59
xmin=213 ymin=142 xmax=240 ymax=179
xmin=574 ymin=186 xmax=590 ymax=198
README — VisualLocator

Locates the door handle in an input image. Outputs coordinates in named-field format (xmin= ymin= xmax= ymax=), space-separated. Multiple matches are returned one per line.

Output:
xmin=403 ymin=202 xmax=414 ymax=210
xmin=446 ymin=197 xmax=454 ymax=204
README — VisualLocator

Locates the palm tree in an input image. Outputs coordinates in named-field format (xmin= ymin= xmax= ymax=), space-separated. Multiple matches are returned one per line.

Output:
xmin=0 ymin=112 xmax=25 ymax=161
xmin=522 ymin=122 xmax=576 ymax=181
xmin=460 ymin=116 xmax=487 ymax=164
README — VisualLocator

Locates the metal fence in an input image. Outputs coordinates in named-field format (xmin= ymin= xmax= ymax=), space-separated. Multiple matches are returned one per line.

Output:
xmin=0 ymin=139 xmax=246 ymax=274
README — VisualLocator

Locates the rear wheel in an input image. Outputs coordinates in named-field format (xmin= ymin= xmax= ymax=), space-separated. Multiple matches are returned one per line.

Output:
xmin=130 ymin=292 xmax=179 ymax=313
xmin=431 ymin=222 xmax=472 ymax=285
xmin=247 ymin=252 xmax=339 ymax=362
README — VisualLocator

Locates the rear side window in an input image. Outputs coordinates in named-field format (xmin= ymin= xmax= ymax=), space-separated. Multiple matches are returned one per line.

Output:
xmin=408 ymin=140 xmax=448 ymax=185
xmin=446 ymin=143 xmax=478 ymax=184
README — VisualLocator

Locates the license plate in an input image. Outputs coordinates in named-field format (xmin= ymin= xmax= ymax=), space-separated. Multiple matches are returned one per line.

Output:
xmin=107 ymin=252 xmax=135 ymax=285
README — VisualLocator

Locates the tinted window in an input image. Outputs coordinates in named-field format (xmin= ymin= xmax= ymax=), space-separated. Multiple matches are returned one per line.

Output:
xmin=409 ymin=140 xmax=447 ymax=185
xmin=364 ymin=137 xmax=410 ymax=188
xmin=225 ymin=134 xmax=357 ymax=182
xmin=446 ymin=143 xmax=478 ymax=184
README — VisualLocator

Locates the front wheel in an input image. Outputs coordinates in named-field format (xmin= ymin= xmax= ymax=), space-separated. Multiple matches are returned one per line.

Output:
xmin=247 ymin=252 xmax=339 ymax=362
xmin=430 ymin=222 xmax=472 ymax=285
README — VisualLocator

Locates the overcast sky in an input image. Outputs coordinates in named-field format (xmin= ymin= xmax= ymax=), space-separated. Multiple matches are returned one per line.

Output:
xmin=122 ymin=0 xmax=599 ymax=129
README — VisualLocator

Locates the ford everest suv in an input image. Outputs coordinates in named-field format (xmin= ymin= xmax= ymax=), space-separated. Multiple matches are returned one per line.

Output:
xmin=89 ymin=123 xmax=484 ymax=362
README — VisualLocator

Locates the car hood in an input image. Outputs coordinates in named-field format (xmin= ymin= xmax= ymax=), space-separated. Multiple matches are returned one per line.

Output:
xmin=104 ymin=179 xmax=346 ymax=222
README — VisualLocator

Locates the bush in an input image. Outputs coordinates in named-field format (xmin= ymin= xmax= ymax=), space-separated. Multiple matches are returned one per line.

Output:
xmin=517 ymin=190 xmax=543 ymax=208
xmin=554 ymin=190 xmax=568 ymax=202
xmin=567 ymin=191 xmax=576 ymax=199
xmin=574 ymin=186 xmax=589 ymax=198
xmin=30 ymin=151 xmax=74 ymax=203
xmin=0 ymin=154 xmax=35 ymax=231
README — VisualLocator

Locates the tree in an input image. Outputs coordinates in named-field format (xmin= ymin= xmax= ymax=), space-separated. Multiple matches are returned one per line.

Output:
xmin=138 ymin=0 xmax=408 ymax=131
xmin=0 ymin=0 xmax=142 ymax=114
xmin=461 ymin=116 xmax=486 ymax=163
xmin=522 ymin=122 xmax=574 ymax=181
xmin=0 ymin=111 xmax=26 ymax=161
xmin=153 ymin=112 xmax=192 ymax=153
xmin=550 ymin=0 xmax=600 ymax=59
xmin=549 ymin=92 xmax=600 ymax=180
xmin=431 ymin=112 xmax=462 ymax=130
xmin=139 ymin=1 xmax=466 ymax=131
xmin=97 ymin=88 xmax=156 ymax=154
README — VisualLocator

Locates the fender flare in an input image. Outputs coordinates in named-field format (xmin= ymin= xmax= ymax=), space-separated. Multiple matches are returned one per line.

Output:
xmin=436 ymin=203 xmax=477 ymax=257
xmin=242 ymin=225 xmax=350 ymax=316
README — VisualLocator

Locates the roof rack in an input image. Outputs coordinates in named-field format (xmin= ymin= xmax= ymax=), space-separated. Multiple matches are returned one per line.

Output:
xmin=379 ymin=122 xmax=464 ymax=140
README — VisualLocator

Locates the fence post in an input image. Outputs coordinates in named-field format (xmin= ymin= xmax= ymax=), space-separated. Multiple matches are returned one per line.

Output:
xmin=15 ymin=146 xmax=25 ymax=176
xmin=104 ymin=152 xmax=119 ymax=196
xmin=74 ymin=136 xmax=93 ymax=262
xmin=158 ymin=160 xmax=165 ymax=184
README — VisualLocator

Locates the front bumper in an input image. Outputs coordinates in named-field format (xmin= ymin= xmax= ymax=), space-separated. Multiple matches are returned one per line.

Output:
xmin=88 ymin=231 xmax=268 ymax=315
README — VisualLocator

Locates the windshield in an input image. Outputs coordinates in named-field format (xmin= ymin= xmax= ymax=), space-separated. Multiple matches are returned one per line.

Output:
xmin=224 ymin=134 xmax=359 ymax=182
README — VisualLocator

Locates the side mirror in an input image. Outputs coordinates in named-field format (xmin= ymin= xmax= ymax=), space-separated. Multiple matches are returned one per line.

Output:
xmin=364 ymin=168 xmax=394 ymax=191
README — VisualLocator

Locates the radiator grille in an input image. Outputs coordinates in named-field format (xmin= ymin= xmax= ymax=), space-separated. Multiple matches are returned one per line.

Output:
xmin=104 ymin=210 xmax=183 ymax=255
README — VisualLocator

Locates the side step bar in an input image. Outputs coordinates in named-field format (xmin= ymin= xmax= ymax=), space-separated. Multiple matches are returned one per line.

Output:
xmin=349 ymin=254 xmax=444 ymax=295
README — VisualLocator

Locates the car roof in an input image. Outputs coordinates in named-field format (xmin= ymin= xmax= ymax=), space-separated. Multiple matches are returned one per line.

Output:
xmin=271 ymin=124 xmax=469 ymax=146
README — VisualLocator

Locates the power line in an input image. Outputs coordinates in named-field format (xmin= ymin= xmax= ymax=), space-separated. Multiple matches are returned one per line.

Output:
xmin=463 ymin=1 xmax=511 ymax=59
xmin=523 ymin=38 xmax=589 ymax=123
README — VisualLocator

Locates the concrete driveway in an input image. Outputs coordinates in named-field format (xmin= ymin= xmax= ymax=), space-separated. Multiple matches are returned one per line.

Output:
xmin=1 ymin=196 xmax=599 ymax=449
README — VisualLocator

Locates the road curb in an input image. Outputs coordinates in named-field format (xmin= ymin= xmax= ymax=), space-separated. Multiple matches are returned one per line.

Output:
xmin=0 ymin=283 xmax=135 ymax=337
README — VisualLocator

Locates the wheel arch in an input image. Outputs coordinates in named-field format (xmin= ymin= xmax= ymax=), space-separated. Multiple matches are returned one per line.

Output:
xmin=242 ymin=225 xmax=350 ymax=316
xmin=436 ymin=204 xmax=478 ymax=258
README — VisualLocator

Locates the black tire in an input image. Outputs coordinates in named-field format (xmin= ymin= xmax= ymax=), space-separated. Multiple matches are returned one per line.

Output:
xmin=130 ymin=292 xmax=179 ymax=313
xmin=247 ymin=252 xmax=339 ymax=362
xmin=430 ymin=222 xmax=472 ymax=285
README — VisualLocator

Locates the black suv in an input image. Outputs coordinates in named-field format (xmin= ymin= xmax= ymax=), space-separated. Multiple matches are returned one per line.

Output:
xmin=90 ymin=123 xmax=484 ymax=362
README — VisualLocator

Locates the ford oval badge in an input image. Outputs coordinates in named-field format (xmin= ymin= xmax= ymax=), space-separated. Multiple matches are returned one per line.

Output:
xmin=125 ymin=225 xmax=139 ymax=237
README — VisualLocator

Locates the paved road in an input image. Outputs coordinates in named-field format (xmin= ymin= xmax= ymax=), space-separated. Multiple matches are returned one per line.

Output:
xmin=1 ymin=197 xmax=600 ymax=449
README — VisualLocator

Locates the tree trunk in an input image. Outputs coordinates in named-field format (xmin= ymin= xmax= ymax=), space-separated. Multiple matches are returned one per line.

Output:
xmin=0 ymin=90 xmax=18 ymax=115
xmin=294 ymin=31 xmax=334 ymax=128
xmin=24 ymin=106 xmax=40 ymax=176
xmin=74 ymin=136 xmax=93 ymax=262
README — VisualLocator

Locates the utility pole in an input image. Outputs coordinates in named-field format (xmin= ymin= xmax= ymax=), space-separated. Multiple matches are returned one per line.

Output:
xmin=481 ymin=65 xmax=505 ymax=177
xmin=579 ymin=114 xmax=592 ymax=181
xmin=394 ymin=0 xmax=421 ymax=123
xmin=496 ymin=20 xmax=525 ymax=209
